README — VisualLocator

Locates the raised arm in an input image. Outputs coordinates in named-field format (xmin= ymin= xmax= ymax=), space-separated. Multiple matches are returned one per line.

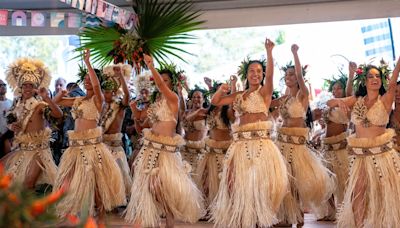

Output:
xmin=115 ymin=66 xmax=130 ymax=106
xmin=291 ymin=44 xmax=309 ymax=99
xmin=346 ymin=61 xmax=357 ymax=97
xmin=83 ymin=49 xmax=104 ymax=111
xmin=326 ymin=96 xmax=357 ymax=116
xmin=53 ymin=90 xmax=75 ymax=107
xmin=211 ymin=83 xmax=239 ymax=106
xmin=382 ymin=57 xmax=400 ymax=109
xmin=260 ymin=38 xmax=274 ymax=98
xmin=38 ymin=87 xmax=63 ymax=118
xmin=143 ymin=54 xmax=178 ymax=106
xmin=230 ymin=75 xmax=238 ymax=93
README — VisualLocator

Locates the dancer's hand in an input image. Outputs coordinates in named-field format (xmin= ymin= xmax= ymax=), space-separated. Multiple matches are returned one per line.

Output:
xmin=143 ymin=54 xmax=154 ymax=68
xmin=338 ymin=100 xmax=350 ymax=114
xmin=38 ymin=87 xmax=50 ymax=100
xmin=265 ymin=38 xmax=275 ymax=52
xmin=230 ymin=75 xmax=237 ymax=84
xmin=349 ymin=61 xmax=357 ymax=76
xmin=204 ymin=77 xmax=212 ymax=89
xmin=291 ymin=44 xmax=299 ymax=54
xmin=217 ymin=83 xmax=230 ymax=94
xmin=83 ymin=49 xmax=91 ymax=64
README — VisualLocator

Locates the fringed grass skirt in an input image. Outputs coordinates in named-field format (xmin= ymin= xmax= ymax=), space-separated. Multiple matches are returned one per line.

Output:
xmin=195 ymin=138 xmax=231 ymax=207
xmin=2 ymin=128 xmax=57 ymax=186
xmin=54 ymin=127 xmax=126 ymax=217
xmin=276 ymin=127 xmax=335 ymax=224
xmin=211 ymin=121 xmax=288 ymax=228
xmin=322 ymin=132 xmax=349 ymax=207
xmin=125 ymin=129 xmax=204 ymax=227
xmin=103 ymin=133 xmax=133 ymax=197
xmin=180 ymin=139 xmax=205 ymax=174
xmin=337 ymin=129 xmax=400 ymax=228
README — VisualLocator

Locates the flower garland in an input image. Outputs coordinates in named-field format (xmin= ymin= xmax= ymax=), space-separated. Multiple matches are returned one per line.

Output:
xmin=280 ymin=61 xmax=308 ymax=77
xmin=353 ymin=59 xmax=391 ymax=91
xmin=237 ymin=56 xmax=267 ymax=81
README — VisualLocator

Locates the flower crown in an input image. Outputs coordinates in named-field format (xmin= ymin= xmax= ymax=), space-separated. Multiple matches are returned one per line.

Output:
xmin=157 ymin=62 xmax=185 ymax=92
xmin=5 ymin=58 xmax=51 ymax=95
xmin=323 ymin=70 xmax=348 ymax=93
xmin=353 ymin=59 xmax=391 ymax=91
xmin=188 ymin=85 xmax=209 ymax=101
xmin=237 ymin=56 xmax=267 ymax=81
xmin=134 ymin=71 xmax=155 ymax=93
xmin=280 ymin=61 xmax=308 ymax=76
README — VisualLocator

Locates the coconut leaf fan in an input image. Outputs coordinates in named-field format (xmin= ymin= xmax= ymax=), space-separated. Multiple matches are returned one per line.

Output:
xmin=75 ymin=0 xmax=205 ymax=71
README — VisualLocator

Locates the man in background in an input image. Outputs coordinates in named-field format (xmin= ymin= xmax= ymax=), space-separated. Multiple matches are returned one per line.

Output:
xmin=0 ymin=79 xmax=13 ymax=158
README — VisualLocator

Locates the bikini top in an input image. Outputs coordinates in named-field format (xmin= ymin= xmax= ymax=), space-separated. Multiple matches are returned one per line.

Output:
xmin=350 ymin=96 xmax=389 ymax=127
xmin=279 ymin=92 xmax=306 ymax=119
xmin=71 ymin=96 xmax=100 ymax=122
xmin=233 ymin=87 xmax=268 ymax=116
xmin=183 ymin=118 xmax=207 ymax=132
xmin=147 ymin=96 xmax=177 ymax=124
xmin=323 ymin=107 xmax=349 ymax=125
xmin=207 ymin=109 xmax=229 ymax=130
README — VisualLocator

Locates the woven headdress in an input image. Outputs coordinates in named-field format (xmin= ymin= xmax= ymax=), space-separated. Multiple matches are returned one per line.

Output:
xmin=5 ymin=58 xmax=51 ymax=95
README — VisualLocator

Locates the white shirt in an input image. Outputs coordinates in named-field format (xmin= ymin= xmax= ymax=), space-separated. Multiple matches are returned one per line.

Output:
xmin=0 ymin=99 xmax=12 ymax=134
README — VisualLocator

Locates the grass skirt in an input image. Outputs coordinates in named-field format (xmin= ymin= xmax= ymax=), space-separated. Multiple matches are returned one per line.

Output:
xmin=103 ymin=133 xmax=133 ymax=197
xmin=322 ymin=132 xmax=349 ymax=207
xmin=337 ymin=129 xmax=400 ymax=228
xmin=180 ymin=139 xmax=205 ymax=174
xmin=2 ymin=128 xmax=57 ymax=186
xmin=54 ymin=127 xmax=126 ymax=217
xmin=276 ymin=127 xmax=335 ymax=224
xmin=211 ymin=121 xmax=288 ymax=228
xmin=195 ymin=138 xmax=231 ymax=206
xmin=125 ymin=129 xmax=204 ymax=227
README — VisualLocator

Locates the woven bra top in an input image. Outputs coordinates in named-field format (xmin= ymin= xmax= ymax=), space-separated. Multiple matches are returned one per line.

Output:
xmin=323 ymin=107 xmax=349 ymax=125
xmin=279 ymin=92 xmax=306 ymax=119
xmin=351 ymin=96 xmax=389 ymax=127
xmin=183 ymin=118 xmax=207 ymax=132
xmin=147 ymin=96 xmax=177 ymax=124
xmin=207 ymin=109 xmax=229 ymax=130
xmin=233 ymin=87 xmax=268 ymax=116
xmin=71 ymin=96 xmax=100 ymax=122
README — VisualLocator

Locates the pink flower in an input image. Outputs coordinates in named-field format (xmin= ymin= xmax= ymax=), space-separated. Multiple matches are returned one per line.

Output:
xmin=356 ymin=68 xmax=363 ymax=75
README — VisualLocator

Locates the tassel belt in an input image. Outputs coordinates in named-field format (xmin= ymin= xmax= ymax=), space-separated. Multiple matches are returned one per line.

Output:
xmin=348 ymin=142 xmax=393 ymax=156
xmin=69 ymin=136 xmax=102 ymax=147
xmin=19 ymin=142 xmax=50 ymax=151
xmin=104 ymin=139 xmax=123 ymax=147
xmin=205 ymin=145 xmax=227 ymax=154
xmin=277 ymin=133 xmax=307 ymax=145
xmin=324 ymin=140 xmax=348 ymax=151
xmin=232 ymin=129 xmax=271 ymax=141
xmin=143 ymin=139 xmax=179 ymax=153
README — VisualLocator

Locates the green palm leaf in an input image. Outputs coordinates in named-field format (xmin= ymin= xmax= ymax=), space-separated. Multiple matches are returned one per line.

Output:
xmin=74 ymin=0 xmax=205 ymax=69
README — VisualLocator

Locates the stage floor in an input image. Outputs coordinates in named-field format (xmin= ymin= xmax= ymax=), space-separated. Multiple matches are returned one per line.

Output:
xmin=105 ymin=213 xmax=335 ymax=227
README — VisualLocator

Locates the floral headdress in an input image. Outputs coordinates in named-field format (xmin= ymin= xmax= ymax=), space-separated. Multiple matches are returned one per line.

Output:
xmin=134 ymin=70 xmax=155 ymax=94
xmin=5 ymin=58 xmax=51 ymax=95
xmin=353 ymin=59 xmax=391 ymax=91
xmin=280 ymin=61 xmax=308 ymax=76
xmin=101 ymin=64 xmax=132 ymax=91
xmin=237 ymin=56 xmax=267 ymax=81
xmin=323 ymin=70 xmax=348 ymax=93
xmin=188 ymin=85 xmax=209 ymax=102
xmin=150 ymin=63 xmax=185 ymax=103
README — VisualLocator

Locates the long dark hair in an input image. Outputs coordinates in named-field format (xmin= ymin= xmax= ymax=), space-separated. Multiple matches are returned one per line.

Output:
xmin=245 ymin=61 xmax=266 ymax=89
xmin=207 ymin=105 xmax=230 ymax=127
xmin=355 ymin=66 xmax=386 ymax=97
xmin=188 ymin=87 xmax=209 ymax=108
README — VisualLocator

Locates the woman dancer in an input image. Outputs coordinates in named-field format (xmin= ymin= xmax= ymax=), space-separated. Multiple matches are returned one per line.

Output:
xmin=329 ymin=58 xmax=400 ymax=228
xmin=125 ymin=54 xmax=204 ymax=228
xmin=318 ymin=62 xmax=356 ymax=220
xmin=181 ymin=87 xmax=208 ymax=174
xmin=195 ymin=80 xmax=235 ymax=210
xmin=210 ymin=38 xmax=288 ymax=228
xmin=274 ymin=44 xmax=334 ymax=226
xmin=53 ymin=50 xmax=126 ymax=222
xmin=3 ymin=58 xmax=61 ymax=189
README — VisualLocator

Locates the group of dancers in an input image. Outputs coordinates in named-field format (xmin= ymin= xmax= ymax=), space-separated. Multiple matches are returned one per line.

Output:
xmin=2 ymin=37 xmax=400 ymax=228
